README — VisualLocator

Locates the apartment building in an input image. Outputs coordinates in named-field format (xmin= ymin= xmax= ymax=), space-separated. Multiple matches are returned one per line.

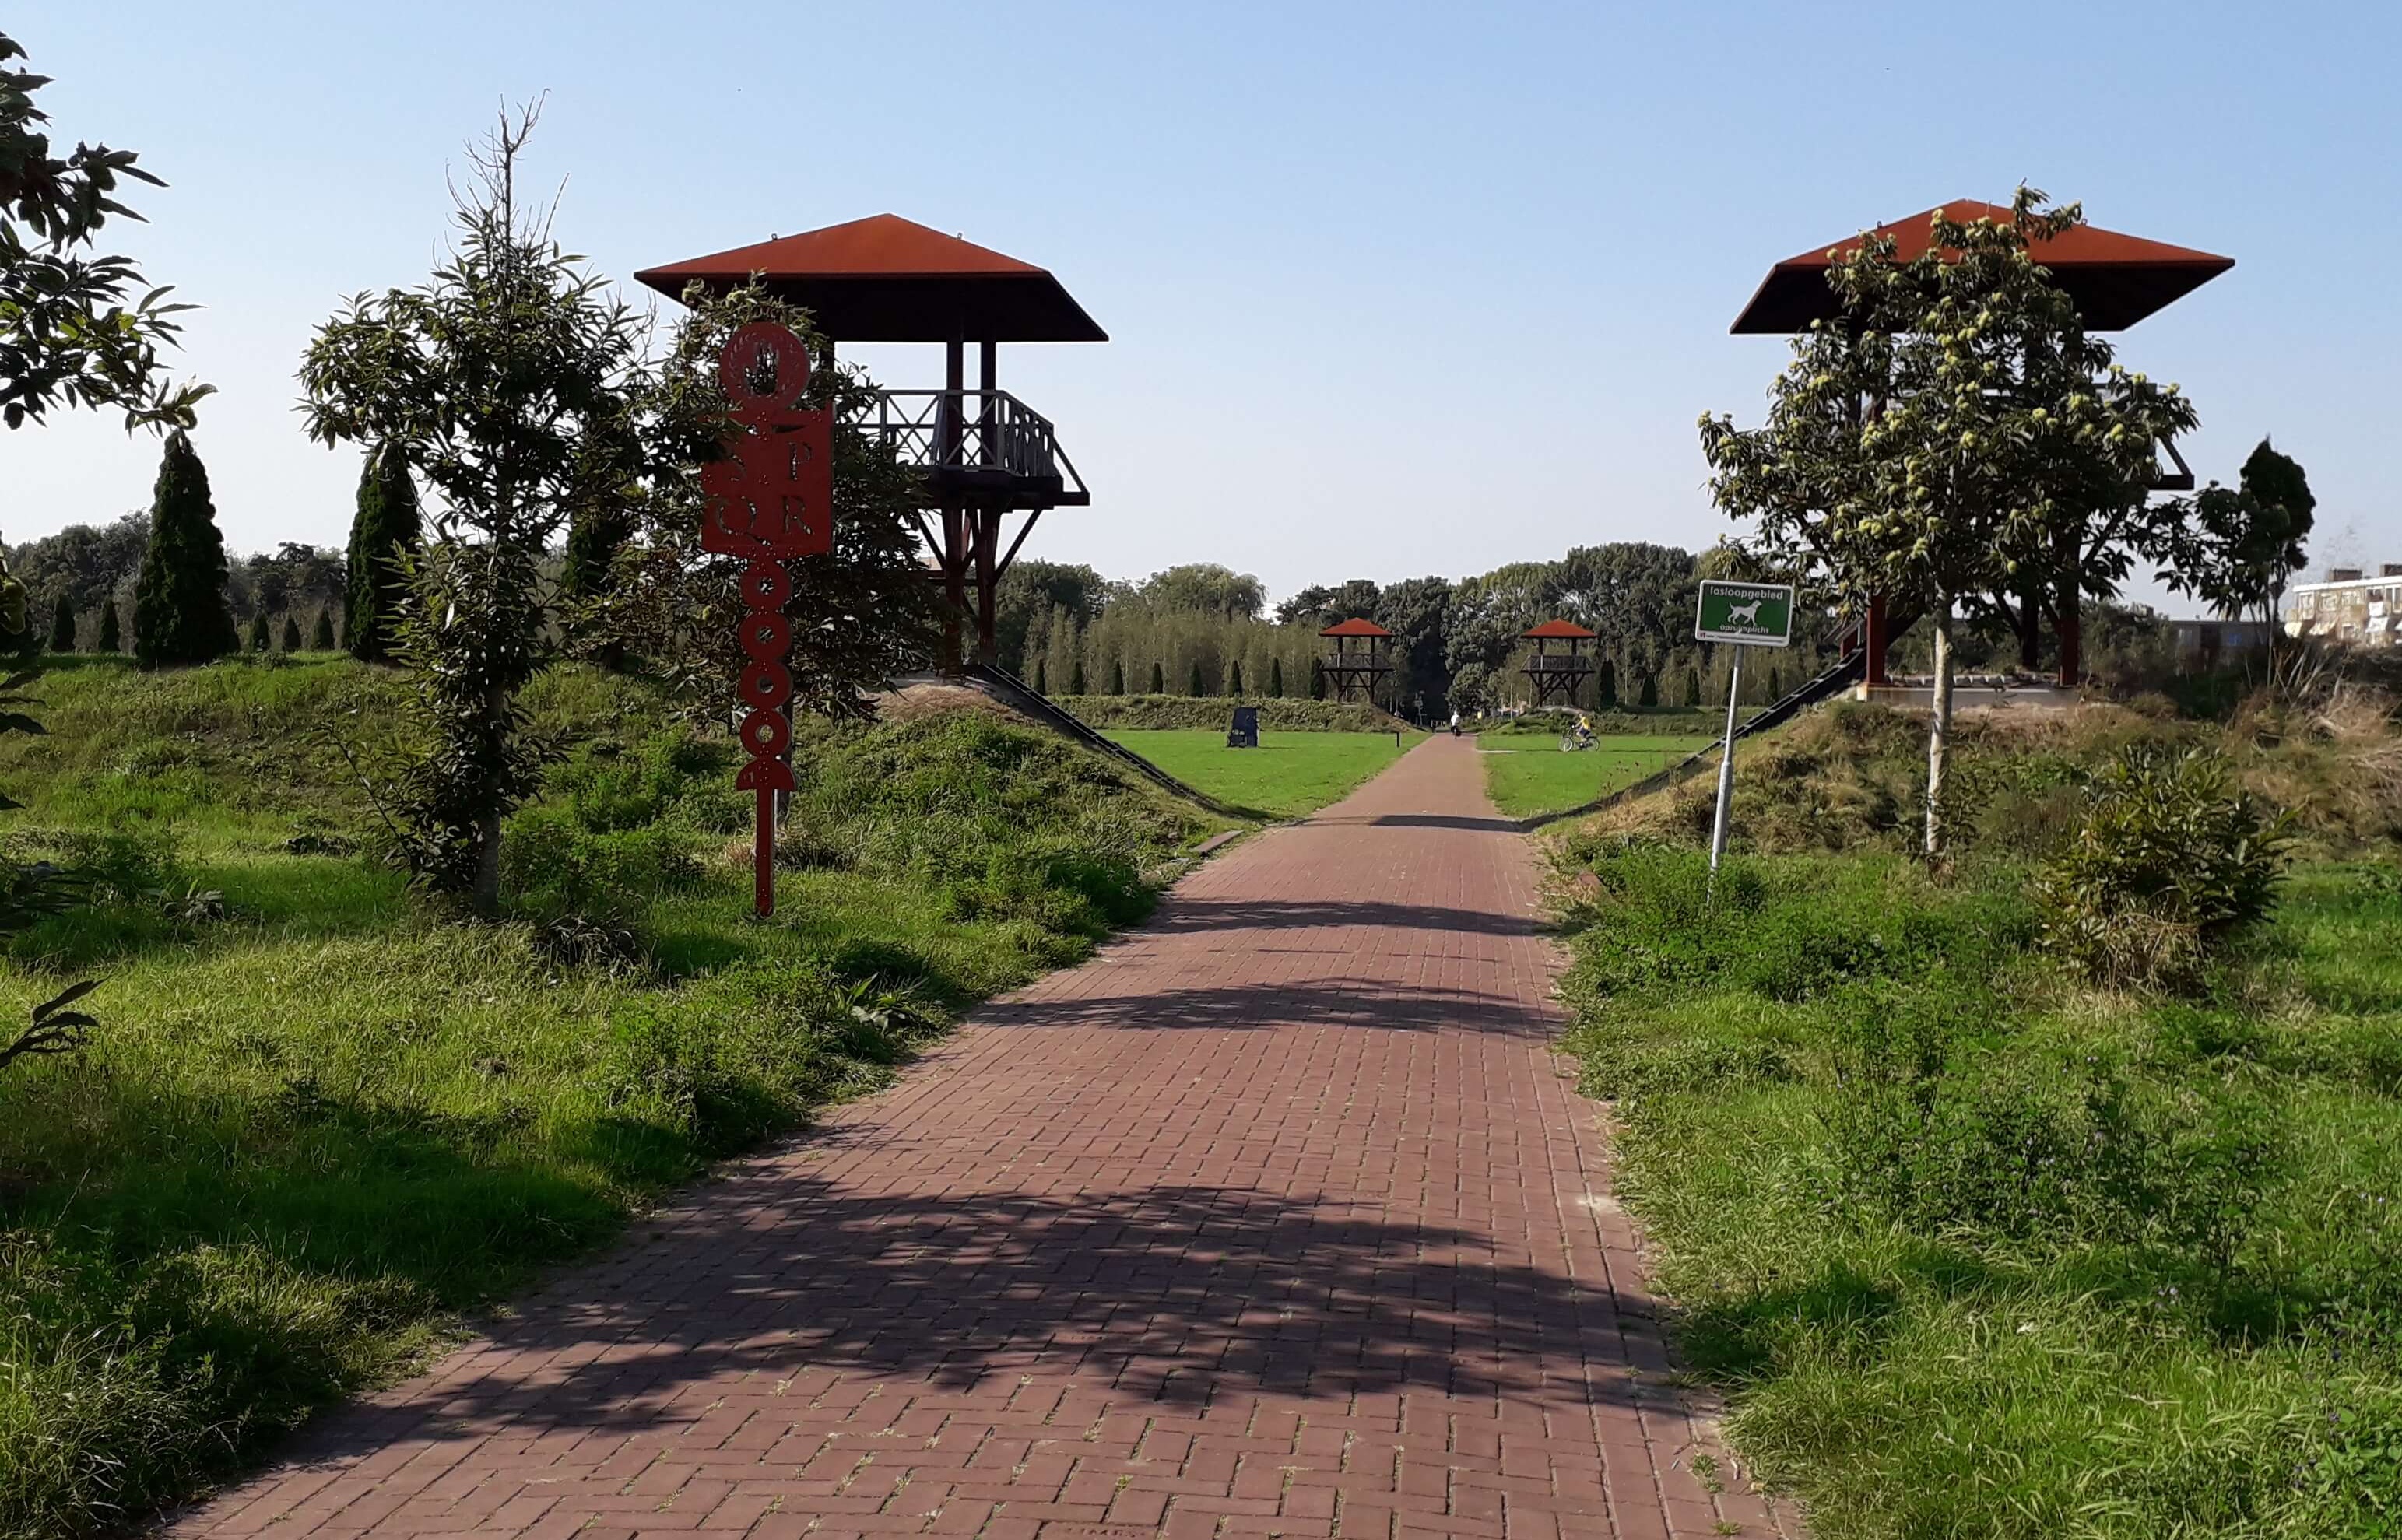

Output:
xmin=2285 ymin=563 xmax=2402 ymax=647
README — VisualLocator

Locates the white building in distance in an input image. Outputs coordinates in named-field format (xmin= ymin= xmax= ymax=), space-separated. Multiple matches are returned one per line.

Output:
xmin=2285 ymin=564 xmax=2402 ymax=647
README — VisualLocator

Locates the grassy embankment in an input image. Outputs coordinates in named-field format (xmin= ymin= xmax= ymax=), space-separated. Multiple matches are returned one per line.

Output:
xmin=0 ymin=654 xmax=1216 ymax=1539
xmin=1550 ymin=700 xmax=2402 ymax=1537
xmin=1104 ymin=728 xmax=1416 ymax=819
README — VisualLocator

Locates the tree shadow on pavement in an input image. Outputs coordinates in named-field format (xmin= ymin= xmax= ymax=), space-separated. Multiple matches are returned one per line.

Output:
xmin=272 ymin=1176 xmax=1658 ymax=1461
xmin=985 ymin=977 xmax=1559 ymax=1037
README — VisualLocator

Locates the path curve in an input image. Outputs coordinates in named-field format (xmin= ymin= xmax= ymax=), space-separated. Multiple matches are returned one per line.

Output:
xmin=170 ymin=735 xmax=1789 ymax=1539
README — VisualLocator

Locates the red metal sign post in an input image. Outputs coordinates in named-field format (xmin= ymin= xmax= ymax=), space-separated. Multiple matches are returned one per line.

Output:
xmin=699 ymin=322 xmax=834 ymax=917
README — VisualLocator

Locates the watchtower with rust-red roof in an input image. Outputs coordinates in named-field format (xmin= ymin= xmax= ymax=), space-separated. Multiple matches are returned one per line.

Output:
xmin=1730 ymin=200 xmax=2232 ymax=690
xmin=1521 ymin=619 xmax=1597 ymax=707
xmin=1319 ymin=618 xmax=1393 ymax=704
xmin=639 ymin=214 xmax=1105 ymax=670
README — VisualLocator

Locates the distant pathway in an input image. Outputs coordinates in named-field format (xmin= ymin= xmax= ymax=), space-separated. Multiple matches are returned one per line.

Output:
xmin=170 ymin=735 xmax=1790 ymax=1539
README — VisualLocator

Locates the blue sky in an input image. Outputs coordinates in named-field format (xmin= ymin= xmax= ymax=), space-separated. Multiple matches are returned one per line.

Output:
xmin=8 ymin=1 xmax=2396 ymax=605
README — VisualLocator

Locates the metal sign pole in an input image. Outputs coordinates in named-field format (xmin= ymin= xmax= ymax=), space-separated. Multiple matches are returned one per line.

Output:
xmin=1708 ymin=650 xmax=1744 ymax=893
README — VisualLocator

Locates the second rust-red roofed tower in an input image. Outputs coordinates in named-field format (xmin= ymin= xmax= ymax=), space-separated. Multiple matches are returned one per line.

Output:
xmin=639 ymin=214 xmax=1105 ymax=668
xmin=1319 ymin=618 xmax=1394 ymax=705
xmin=1520 ymin=619 xmax=1598 ymax=707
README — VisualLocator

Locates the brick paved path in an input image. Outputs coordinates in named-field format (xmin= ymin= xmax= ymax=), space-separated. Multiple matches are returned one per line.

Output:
xmin=170 ymin=735 xmax=1791 ymax=1540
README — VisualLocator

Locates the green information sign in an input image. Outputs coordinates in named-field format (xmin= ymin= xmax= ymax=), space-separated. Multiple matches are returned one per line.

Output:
xmin=1694 ymin=580 xmax=1796 ymax=647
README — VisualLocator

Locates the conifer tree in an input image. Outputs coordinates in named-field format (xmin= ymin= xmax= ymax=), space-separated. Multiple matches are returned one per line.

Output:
xmin=280 ymin=614 xmax=302 ymax=651
xmin=1683 ymin=667 xmax=1701 ymax=707
xmin=1188 ymin=659 xmax=1206 ymax=696
xmin=311 ymin=608 xmax=336 ymax=650
xmin=1069 ymin=658 xmax=1086 ymax=694
xmin=343 ymin=440 xmax=423 ymax=662
xmin=97 ymin=602 xmax=121 ymax=653
xmin=1150 ymin=661 xmax=1165 ymax=694
xmin=247 ymin=612 xmax=269 ymax=651
xmin=1227 ymin=658 xmax=1244 ymax=696
xmin=1597 ymin=658 xmax=1618 ymax=708
xmin=1638 ymin=672 xmax=1658 ymax=708
xmin=1309 ymin=657 xmax=1326 ymax=700
xmin=47 ymin=591 xmax=74 ymax=652
xmin=1269 ymin=656 xmax=1284 ymax=697
xmin=1033 ymin=655 xmax=1048 ymax=693
xmin=132 ymin=430 xmax=239 ymax=668
xmin=1111 ymin=658 xmax=1125 ymax=696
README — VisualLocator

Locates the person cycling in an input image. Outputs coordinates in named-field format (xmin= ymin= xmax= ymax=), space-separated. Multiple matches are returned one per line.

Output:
xmin=1573 ymin=713 xmax=1594 ymax=749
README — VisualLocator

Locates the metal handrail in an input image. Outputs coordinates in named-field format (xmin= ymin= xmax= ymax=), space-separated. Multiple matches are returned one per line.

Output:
xmin=851 ymin=388 xmax=1071 ymax=482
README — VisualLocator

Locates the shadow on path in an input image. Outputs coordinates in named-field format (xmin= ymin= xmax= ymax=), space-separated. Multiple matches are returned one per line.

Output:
xmin=276 ymin=1177 xmax=1652 ymax=1466
xmin=987 ymin=977 xmax=1557 ymax=1037
xmin=1141 ymin=895 xmax=1546 ymax=940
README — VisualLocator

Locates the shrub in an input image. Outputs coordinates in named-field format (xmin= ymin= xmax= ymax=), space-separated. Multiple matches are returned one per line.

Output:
xmin=2034 ymin=747 xmax=2291 ymax=988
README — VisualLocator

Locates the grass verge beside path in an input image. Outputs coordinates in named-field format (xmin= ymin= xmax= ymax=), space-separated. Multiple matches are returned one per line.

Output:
xmin=0 ymin=657 xmax=1212 ymax=1538
xmin=1104 ymin=728 xmax=1414 ymax=819
xmin=1480 ymin=735 xmax=1712 ymax=819
xmin=1550 ymin=842 xmax=2402 ymax=1538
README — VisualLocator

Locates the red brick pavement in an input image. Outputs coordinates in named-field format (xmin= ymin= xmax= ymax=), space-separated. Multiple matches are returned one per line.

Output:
xmin=167 ymin=735 xmax=1796 ymax=1540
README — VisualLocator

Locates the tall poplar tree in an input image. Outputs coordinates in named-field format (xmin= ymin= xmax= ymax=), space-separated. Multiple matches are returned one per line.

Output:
xmin=132 ymin=430 xmax=238 ymax=667
xmin=343 ymin=440 xmax=422 ymax=662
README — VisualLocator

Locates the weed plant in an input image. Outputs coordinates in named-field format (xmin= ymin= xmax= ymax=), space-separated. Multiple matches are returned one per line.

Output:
xmin=1552 ymin=837 xmax=2402 ymax=1537
xmin=0 ymin=656 xmax=1207 ymax=1537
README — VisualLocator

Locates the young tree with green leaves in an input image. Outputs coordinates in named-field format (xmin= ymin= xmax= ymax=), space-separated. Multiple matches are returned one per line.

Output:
xmin=132 ymin=430 xmax=239 ymax=667
xmin=300 ymin=107 xmax=648 ymax=910
xmin=45 ymin=590 xmax=72 ymax=651
xmin=590 ymin=278 xmax=936 ymax=728
xmin=2161 ymin=438 xmax=2315 ymax=660
xmin=0 ymin=33 xmax=210 ymax=432
xmin=1703 ymin=190 xmax=2194 ymax=855
xmin=343 ymin=440 xmax=423 ymax=662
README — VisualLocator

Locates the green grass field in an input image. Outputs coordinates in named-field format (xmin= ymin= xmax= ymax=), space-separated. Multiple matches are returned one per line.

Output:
xmin=1478 ymin=735 xmax=1714 ymax=819
xmin=1551 ymin=840 xmax=2402 ymax=1538
xmin=1104 ymin=728 xmax=1415 ymax=819
xmin=0 ymin=656 xmax=1212 ymax=1538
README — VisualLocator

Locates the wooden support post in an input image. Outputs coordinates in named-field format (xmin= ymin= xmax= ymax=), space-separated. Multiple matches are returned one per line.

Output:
xmin=1864 ymin=594 xmax=1891 ymax=686
xmin=974 ymin=509 xmax=999 ymax=664
xmin=978 ymin=339 xmax=999 ymax=469
xmin=942 ymin=507 xmax=966 ymax=672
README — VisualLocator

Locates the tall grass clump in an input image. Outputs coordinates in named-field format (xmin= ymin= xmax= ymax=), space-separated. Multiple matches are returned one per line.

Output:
xmin=1550 ymin=830 xmax=2402 ymax=1538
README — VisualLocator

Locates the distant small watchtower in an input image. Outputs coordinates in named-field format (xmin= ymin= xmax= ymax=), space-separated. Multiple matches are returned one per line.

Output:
xmin=639 ymin=214 xmax=1105 ymax=671
xmin=1520 ymin=619 xmax=1597 ymax=707
xmin=1319 ymin=618 xmax=1392 ymax=704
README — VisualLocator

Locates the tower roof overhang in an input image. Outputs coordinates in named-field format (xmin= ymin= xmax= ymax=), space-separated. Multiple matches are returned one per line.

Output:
xmin=1730 ymin=200 xmax=2232 ymax=335
xmin=636 ymin=213 xmax=1107 ymax=343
